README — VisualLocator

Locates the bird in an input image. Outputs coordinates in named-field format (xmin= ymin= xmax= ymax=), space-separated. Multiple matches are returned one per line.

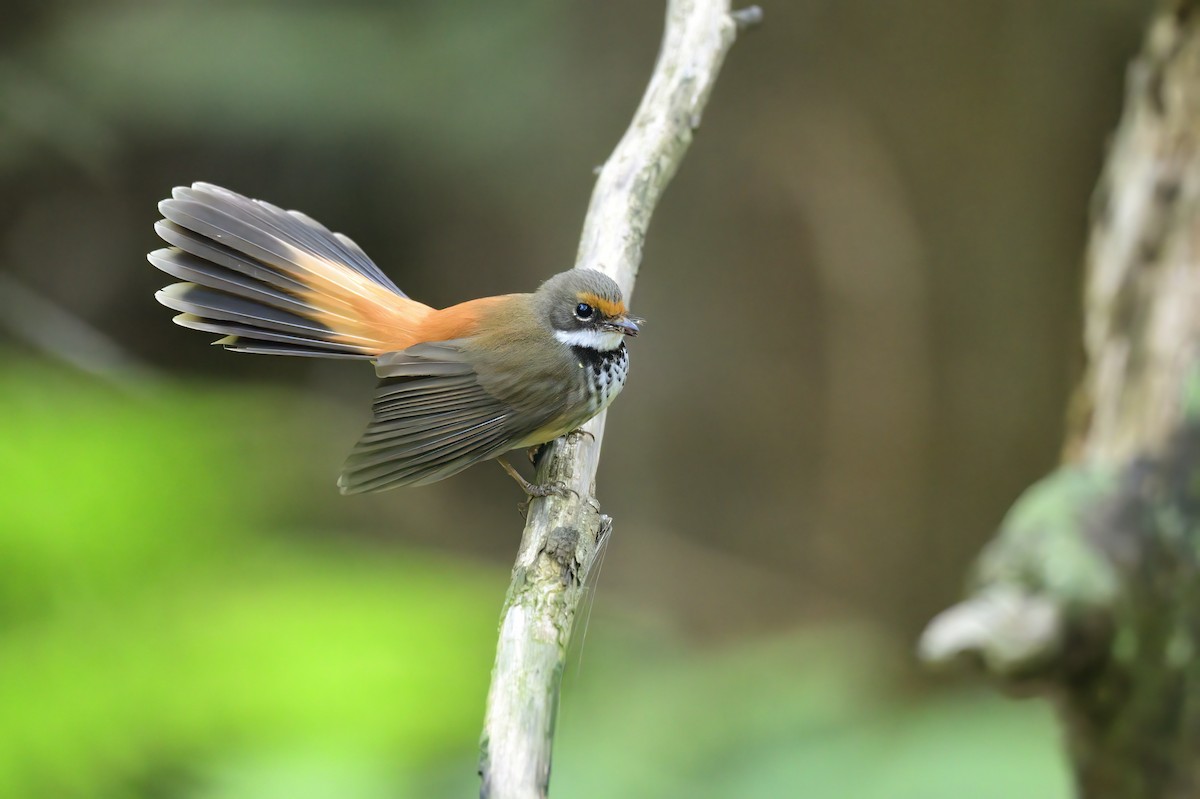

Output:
xmin=147 ymin=182 xmax=641 ymax=495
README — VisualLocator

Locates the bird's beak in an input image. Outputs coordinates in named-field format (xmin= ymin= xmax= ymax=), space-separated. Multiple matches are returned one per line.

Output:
xmin=605 ymin=316 xmax=641 ymax=337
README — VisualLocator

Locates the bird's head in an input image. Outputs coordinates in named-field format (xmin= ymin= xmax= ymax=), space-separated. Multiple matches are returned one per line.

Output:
xmin=536 ymin=269 xmax=641 ymax=352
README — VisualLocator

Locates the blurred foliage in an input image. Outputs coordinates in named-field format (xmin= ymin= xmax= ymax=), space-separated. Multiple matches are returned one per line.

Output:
xmin=0 ymin=360 xmax=1068 ymax=797
xmin=548 ymin=628 xmax=1070 ymax=799
xmin=11 ymin=3 xmax=564 ymax=155
xmin=0 ymin=360 xmax=500 ymax=797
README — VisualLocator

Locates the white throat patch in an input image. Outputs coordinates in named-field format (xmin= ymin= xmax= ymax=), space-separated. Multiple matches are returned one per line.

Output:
xmin=554 ymin=328 xmax=625 ymax=352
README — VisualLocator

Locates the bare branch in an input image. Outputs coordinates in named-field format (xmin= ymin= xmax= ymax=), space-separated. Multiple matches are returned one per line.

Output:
xmin=478 ymin=3 xmax=754 ymax=797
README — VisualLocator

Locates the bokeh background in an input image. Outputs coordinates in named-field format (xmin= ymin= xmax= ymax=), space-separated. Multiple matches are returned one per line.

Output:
xmin=0 ymin=1 xmax=1155 ymax=796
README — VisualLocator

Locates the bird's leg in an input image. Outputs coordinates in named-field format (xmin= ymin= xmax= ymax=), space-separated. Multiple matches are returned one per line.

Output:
xmin=497 ymin=456 xmax=574 ymax=500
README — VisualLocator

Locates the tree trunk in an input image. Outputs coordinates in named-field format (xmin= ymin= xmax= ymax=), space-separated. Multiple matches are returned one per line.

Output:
xmin=921 ymin=2 xmax=1200 ymax=797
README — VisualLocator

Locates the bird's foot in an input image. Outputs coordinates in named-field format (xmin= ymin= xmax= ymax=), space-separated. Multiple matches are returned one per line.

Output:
xmin=515 ymin=479 xmax=577 ymax=518
xmin=498 ymin=457 xmax=577 ymax=501
xmin=525 ymin=480 xmax=574 ymax=499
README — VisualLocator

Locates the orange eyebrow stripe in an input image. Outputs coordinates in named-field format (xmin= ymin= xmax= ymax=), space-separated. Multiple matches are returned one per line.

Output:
xmin=578 ymin=292 xmax=626 ymax=317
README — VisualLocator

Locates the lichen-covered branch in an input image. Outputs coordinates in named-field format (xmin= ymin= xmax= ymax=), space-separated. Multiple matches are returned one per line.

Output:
xmin=920 ymin=3 xmax=1200 ymax=797
xmin=477 ymin=4 xmax=756 ymax=798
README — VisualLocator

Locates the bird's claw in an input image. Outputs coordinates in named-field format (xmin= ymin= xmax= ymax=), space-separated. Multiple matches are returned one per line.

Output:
xmin=525 ymin=480 xmax=574 ymax=499
xmin=516 ymin=482 xmax=576 ymax=517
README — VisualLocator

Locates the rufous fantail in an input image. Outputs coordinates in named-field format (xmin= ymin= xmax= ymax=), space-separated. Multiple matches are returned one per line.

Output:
xmin=148 ymin=183 xmax=641 ymax=495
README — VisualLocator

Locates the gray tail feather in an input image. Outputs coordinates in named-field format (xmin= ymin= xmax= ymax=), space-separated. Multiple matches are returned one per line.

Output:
xmin=148 ymin=182 xmax=401 ymax=358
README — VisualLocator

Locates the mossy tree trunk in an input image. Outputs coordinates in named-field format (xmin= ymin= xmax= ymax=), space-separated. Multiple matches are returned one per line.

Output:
xmin=921 ymin=2 xmax=1200 ymax=797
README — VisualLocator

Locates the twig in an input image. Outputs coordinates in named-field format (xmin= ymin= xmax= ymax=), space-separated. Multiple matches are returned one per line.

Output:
xmin=0 ymin=272 xmax=160 ymax=389
xmin=478 ymin=3 xmax=754 ymax=797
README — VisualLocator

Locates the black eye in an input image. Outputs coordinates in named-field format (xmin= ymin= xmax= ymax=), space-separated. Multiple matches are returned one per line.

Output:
xmin=575 ymin=303 xmax=594 ymax=320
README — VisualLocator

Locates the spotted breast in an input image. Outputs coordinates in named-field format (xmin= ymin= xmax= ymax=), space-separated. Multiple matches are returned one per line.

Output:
xmin=576 ymin=343 xmax=630 ymax=415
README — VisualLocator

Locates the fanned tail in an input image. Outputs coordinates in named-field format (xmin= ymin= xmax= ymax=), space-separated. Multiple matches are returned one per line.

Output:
xmin=149 ymin=182 xmax=431 ymax=358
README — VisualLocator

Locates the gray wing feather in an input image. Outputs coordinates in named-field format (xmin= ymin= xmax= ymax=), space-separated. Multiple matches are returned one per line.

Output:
xmin=338 ymin=343 xmax=553 ymax=493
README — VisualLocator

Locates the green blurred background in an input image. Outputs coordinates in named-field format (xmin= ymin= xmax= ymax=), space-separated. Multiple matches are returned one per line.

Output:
xmin=0 ymin=1 xmax=1154 ymax=796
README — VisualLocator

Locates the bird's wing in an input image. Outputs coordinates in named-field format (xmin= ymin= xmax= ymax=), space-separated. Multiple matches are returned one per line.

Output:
xmin=338 ymin=341 xmax=556 ymax=493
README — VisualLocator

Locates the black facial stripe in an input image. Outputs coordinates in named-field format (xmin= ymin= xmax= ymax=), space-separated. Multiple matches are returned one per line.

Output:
xmin=572 ymin=342 xmax=627 ymax=369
